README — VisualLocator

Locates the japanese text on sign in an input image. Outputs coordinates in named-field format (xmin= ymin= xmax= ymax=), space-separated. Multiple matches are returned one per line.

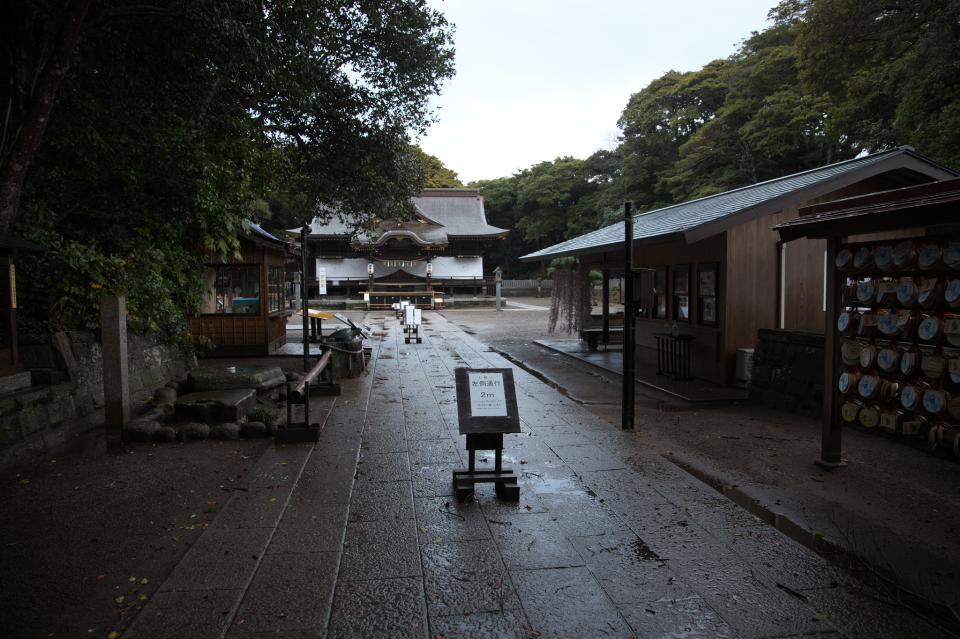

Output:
xmin=468 ymin=372 xmax=507 ymax=417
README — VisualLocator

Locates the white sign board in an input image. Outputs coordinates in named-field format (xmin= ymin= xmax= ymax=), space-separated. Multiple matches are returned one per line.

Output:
xmin=315 ymin=262 xmax=327 ymax=295
xmin=467 ymin=371 xmax=508 ymax=417
xmin=404 ymin=305 xmax=422 ymax=326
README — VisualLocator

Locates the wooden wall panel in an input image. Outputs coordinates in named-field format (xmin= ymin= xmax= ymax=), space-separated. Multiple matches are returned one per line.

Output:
xmin=782 ymin=236 xmax=827 ymax=332
xmin=725 ymin=211 xmax=785 ymax=365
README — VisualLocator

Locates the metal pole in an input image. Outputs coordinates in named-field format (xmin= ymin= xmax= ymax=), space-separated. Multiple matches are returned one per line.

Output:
xmin=601 ymin=268 xmax=610 ymax=347
xmin=301 ymin=223 xmax=310 ymax=372
xmin=622 ymin=202 xmax=635 ymax=430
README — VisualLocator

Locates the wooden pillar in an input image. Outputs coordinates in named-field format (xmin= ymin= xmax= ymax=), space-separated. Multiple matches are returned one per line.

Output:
xmin=601 ymin=268 xmax=610 ymax=347
xmin=817 ymin=235 xmax=845 ymax=468
xmin=622 ymin=202 xmax=635 ymax=430
xmin=301 ymin=224 xmax=310 ymax=372
xmin=101 ymin=294 xmax=129 ymax=443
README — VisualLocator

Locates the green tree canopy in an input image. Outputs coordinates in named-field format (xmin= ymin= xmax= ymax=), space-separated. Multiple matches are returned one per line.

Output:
xmin=11 ymin=0 xmax=454 ymax=335
xmin=411 ymin=146 xmax=464 ymax=188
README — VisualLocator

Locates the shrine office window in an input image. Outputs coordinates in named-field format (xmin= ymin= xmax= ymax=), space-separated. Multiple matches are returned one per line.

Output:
xmin=697 ymin=262 xmax=719 ymax=326
xmin=652 ymin=266 xmax=668 ymax=319
xmin=671 ymin=264 xmax=691 ymax=322
xmin=200 ymin=265 xmax=260 ymax=314
xmin=267 ymin=266 xmax=284 ymax=314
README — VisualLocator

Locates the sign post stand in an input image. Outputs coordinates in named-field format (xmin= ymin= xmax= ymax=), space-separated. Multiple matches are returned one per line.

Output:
xmin=452 ymin=367 xmax=521 ymax=501
xmin=404 ymin=305 xmax=422 ymax=343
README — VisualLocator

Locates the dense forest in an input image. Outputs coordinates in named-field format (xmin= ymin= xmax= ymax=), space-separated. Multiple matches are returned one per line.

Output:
xmin=479 ymin=0 xmax=960 ymax=276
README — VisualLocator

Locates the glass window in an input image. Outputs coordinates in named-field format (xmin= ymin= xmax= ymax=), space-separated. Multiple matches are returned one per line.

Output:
xmin=698 ymin=262 xmax=719 ymax=326
xmin=268 ymin=266 xmax=284 ymax=313
xmin=672 ymin=265 xmax=690 ymax=322
xmin=200 ymin=265 xmax=260 ymax=314
xmin=653 ymin=267 xmax=668 ymax=319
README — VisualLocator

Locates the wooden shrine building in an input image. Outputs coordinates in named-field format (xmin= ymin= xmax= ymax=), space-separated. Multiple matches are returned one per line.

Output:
xmin=521 ymin=147 xmax=957 ymax=386
xmin=297 ymin=188 xmax=508 ymax=307
xmin=189 ymin=222 xmax=293 ymax=356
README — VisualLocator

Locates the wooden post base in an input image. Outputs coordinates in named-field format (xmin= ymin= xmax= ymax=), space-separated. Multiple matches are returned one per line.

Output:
xmin=453 ymin=469 xmax=519 ymax=501
xmin=453 ymin=433 xmax=520 ymax=502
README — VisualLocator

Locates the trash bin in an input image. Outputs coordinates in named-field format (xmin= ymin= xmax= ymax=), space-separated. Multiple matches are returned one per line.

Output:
xmin=325 ymin=327 xmax=365 ymax=378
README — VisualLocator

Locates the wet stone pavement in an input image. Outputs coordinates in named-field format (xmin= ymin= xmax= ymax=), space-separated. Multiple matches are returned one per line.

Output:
xmin=126 ymin=312 xmax=945 ymax=639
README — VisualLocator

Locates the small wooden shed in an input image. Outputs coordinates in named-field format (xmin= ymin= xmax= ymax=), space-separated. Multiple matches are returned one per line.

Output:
xmin=520 ymin=147 xmax=956 ymax=386
xmin=776 ymin=178 xmax=960 ymax=466
xmin=189 ymin=222 xmax=293 ymax=356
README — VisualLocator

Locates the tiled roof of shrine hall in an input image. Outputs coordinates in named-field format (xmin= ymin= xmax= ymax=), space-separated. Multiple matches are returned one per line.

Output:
xmin=520 ymin=147 xmax=957 ymax=262
xmin=294 ymin=188 xmax=508 ymax=244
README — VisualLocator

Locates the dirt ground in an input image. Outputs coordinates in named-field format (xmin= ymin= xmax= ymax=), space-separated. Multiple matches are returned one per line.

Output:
xmin=443 ymin=297 xmax=960 ymax=626
xmin=0 ymin=438 xmax=270 ymax=638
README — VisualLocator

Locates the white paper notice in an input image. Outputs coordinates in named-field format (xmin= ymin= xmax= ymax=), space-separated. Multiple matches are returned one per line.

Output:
xmin=468 ymin=371 xmax=507 ymax=417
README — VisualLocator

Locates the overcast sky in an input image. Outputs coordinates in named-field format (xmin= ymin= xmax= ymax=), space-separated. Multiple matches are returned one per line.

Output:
xmin=418 ymin=0 xmax=776 ymax=184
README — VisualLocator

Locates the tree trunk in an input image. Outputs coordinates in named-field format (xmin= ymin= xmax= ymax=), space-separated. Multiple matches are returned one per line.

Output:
xmin=0 ymin=0 xmax=91 ymax=235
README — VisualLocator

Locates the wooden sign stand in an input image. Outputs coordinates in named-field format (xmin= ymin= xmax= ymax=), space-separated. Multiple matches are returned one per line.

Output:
xmin=403 ymin=305 xmax=422 ymax=343
xmin=452 ymin=367 xmax=521 ymax=501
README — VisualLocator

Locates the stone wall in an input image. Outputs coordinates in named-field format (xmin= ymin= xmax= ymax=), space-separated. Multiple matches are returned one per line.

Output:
xmin=750 ymin=328 xmax=825 ymax=419
xmin=1 ymin=330 xmax=194 ymax=471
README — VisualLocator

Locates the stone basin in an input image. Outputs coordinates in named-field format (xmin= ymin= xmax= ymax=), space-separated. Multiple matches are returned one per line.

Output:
xmin=188 ymin=365 xmax=286 ymax=392
xmin=174 ymin=388 xmax=256 ymax=424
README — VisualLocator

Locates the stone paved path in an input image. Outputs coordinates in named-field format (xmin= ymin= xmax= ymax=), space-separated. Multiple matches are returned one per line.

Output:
xmin=126 ymin=312 xmax=945 ymax=639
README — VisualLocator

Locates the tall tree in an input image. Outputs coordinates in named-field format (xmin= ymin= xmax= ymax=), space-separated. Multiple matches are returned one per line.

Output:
xmin=1 ymin=0 xmax=92 ymax=234
xmin=615 ymin=65 xmax=727 ymax=209
xmin=411 ymin=146 xmax=463 ymax=188
xmin=15 ymin=0 xmax=454 ymax=334
xmin=798 ymin=0 xmax=960 ymax=168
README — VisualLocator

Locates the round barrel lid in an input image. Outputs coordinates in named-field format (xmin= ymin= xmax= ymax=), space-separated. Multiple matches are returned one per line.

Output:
xmin=901 ymin=352 xmax=918 ymax=376
xmin=853 ymin=246 xmax=873 ymax=271
xmin=858 ymin=375 xmax=879 ymax=399
xmin=901 ymin=385 xmax=920 ymax=411
xmin=877 ymin=314 xmax=899 ymax=336
xmin=946 ymin=280 xmax=960 ymax=306
xmin=918 ymin=317 xmax=941 ymax=342
xmin=856 ymin=281 xmax=877 ymax=303
xmin=874 ymin=245 xmax=894 ymax=270
xmin=948 ymin=396 xmax=960 ymax=421
xmin=946 ymin=242 xmax=960 ymax=269
xmin=919 ymin=244 xmax=943 ymax=270
xmin=837 ymin=312 xmax=853 ymax=333
xmin=897 ymin=280 xmax=919 ymax=306
xmin=859 ymin=346 xmax=876 ymax=369
xmin=835 ymin=248 xmax=854 ymax=271
xmin=859 ymin=407 xmax=880 ymax=428
xmin=922 ymin=389 xmax=946 ymax=415
xmin=877 ymin=348 xmax=899 ymax=372
xmin=893 ymin=240 xmax=916 ymax=269
xmin=841 ymin=402 xmax=860 ymax=422
xmin=838 ymin=372 xmax=855 ymax=394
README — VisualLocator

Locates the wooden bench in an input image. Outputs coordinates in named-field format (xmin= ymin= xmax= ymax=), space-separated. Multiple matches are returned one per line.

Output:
xmin=580 ymin=327 xmax=624 ymax=351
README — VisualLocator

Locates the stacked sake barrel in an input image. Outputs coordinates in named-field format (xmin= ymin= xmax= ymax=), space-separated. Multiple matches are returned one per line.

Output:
xmin=836 ymin=239 xmax=960 ymax=459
